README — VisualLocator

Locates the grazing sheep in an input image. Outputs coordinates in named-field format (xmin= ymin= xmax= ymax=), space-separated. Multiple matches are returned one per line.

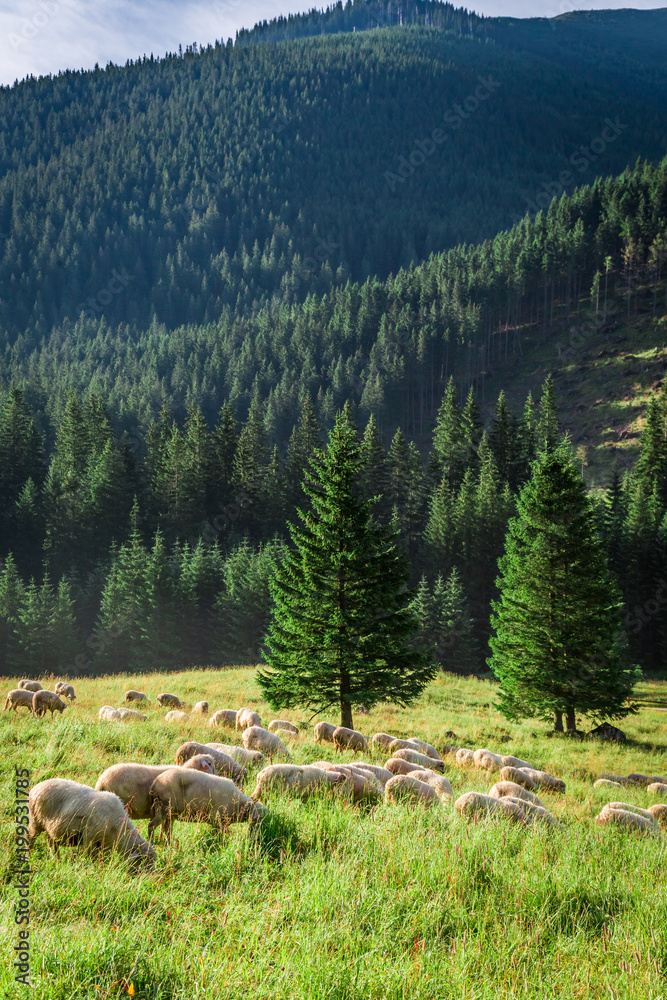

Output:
xmin=454 ymin=791 xmax=528 ymax=824
xmin=648 ymin=782 xmax=667 ymax=795
xmin=648 ymin=804 xmax=667 ymax=829
xmin=371 ymin=733 xmax=397 ymax=750
xmin=206 ymin=743 xmax=265 ymax=767
xmin=18 ymin=680 xmax=42 ymax=692
xmin=387 ymin=738 xmax=417 ymax=753
xmin=176 ymin=742 xmax=247 ymax=784
xmin=28 ymin=778 xmax=155 ymax=865
xmin=626 ymin=773 xmax=653 ymax=785
xmin=251 ymin=764 xmax=346 ymax=801
xmin=157 ymin=693 xmax=184 ymax=709
xmin=4 ymin=689 xmax=35 ymax=714
xmin=350 ymin=763 xmax=393 ymax=787
xmin=596 ymin=803 xmax=659 ymax=833
xmin=147 ymin=769 xmax=267 ymax=842
xmin=275 ymin=728 xmax=299 ymax=744
xmin=385 ymin=757 xmax=426 ymax=776
xmin=193 ymin=701 xmax=209 ymax=715
xmin=392 ymin=748 xmax=445 ymax=773
xmin=518 ymin=768 xmax=565 ymax=793
xmin=99 ymin=705 xmax=121 ymax=721
xmin=95 ymin=756 xmax=217 ymax=818
xmin=473 ymin=748 xmax=504 ymax=772
xmin=500 ymin=766 xmax=537 ymax=790
xmin=333 ymin=727 xmax=368 ymax=753
xmin=32 ymin=690 xmax=67 ymax=718
xmin=594 ymin=778 xmax=623 ymax=789
xmin=267 ymin=720 xmax=298 ymax=735
xmin=208 ymin=710 xmax=238 ymax=729
xmin=54 ymin=682 xmax=76 ymax=701
xmin=488 ymin=781 xmax=544 ymax=807
xmin=314 ymin=722 xmax=337 ymax=744
xmin=504 ymin=796 xmax=561 ymax=827
xmin=385 ymin=774 xmax=438 ymax=808
xmin=409 ymin=769 xmax=453 ymax=801
xmin=597 ymin=772 xmax=637 ymax=786
xmin=118 ymin=708 xmax=148 ymax=721
xmin=606 ymin=801 xmax=656 ymax=821
xmin=455 ymin=748 xmax=475 ymax=767
xmin=165 ymin=710 xmax=188 ymax=722
xmin=309 ymin=761 xmax=383 ymax=804
xmin=125 ymin=690 xmax=150 ymax=704
xmin=235 ymin=708 xmax=262 ymax=731
xmin=406 ymin=738 xmax=442 ymax=761
xmin=501 ymin=755 xmax=533 ymax=769
xmin=242 ymin=726 xmax=290 ymax=759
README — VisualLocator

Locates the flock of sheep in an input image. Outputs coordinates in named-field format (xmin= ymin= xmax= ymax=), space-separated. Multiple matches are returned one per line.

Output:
xmin=8 ymin=678 xmax=667 ymax=868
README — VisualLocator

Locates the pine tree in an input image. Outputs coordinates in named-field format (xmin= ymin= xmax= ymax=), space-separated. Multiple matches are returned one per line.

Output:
xmin=209 ymin=401 xmax=239 ymax=516
xmin=286 ymin=395 xmax=322 ymax=514
xmin=433 ymin=568 xmax=480 ymax=674
xmin=489 ymin=447 xmax=640 ymax=733
xmin=537 ymin=374 xmax=560 ymax=455
xmin=461 ymin=386 xmax=482 ymax=471
xmin=433 ymin=376 xmax=465 ymax=488
xmin=258 ymin=404 xmax=435 ymax=728
xmin=359 ymin=414 xmax=391 ymax=520
xmin=0 ymin=388 xmax=45 ymax=557
xmin=634 ymin=395 xmax=667 ymax=504
xmin=0 ymin=555 xmax=24 ymax=674
xmin=388 ymin=428 xmax=425 ymax=556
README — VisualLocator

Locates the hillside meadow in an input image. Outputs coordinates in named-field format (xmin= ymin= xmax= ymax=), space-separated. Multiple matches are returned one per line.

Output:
xmin=2 ymin=668 xmax=667 ymax=1000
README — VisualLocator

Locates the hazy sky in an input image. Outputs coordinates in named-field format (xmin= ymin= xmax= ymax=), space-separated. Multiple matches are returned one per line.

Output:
xmin=0 ymin=0 xmax=665 ymax=88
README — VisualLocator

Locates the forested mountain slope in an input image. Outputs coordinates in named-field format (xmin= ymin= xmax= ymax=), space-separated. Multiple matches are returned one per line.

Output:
xmin=1 ymin=5 xmax=667 ymax=339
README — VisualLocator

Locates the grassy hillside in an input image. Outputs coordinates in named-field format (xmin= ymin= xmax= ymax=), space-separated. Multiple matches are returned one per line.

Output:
xmin=2 ymin=668 xmax=667 ymax=998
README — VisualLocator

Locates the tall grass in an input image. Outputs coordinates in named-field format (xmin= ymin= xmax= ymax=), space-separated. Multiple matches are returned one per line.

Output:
xmin=2 ymin=668 xmax=667 ymax=999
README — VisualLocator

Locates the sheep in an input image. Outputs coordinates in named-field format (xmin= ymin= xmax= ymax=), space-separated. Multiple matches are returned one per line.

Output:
xmin=499 ymin=766 xmax=537 ymax=790
xmin=117 ymin=707 xmax=148 ymax=721
xmin=594 ymin=778 xmax=623 ymax=789
xmin=28 ymin=778 xmax=156 ymax=865
xmin=99 ymin=705 xmax=121 ymax=721
xmin=349 ymin=763 xmax=393 ymax=787
xmin=455 ymin=748 xmax=475 ymax=767
xmin=242 ymin=726 xmax=290 ymax=760
xmin=54 ymin=682 xmax=76 ymax=701
xmin=208 ymin=710 xmax=238 ymax=729
xmin=157 ymin=693 xmax=184 ymax=709
xmin=502 ymin=755 xmax=533 ymax=769
xmin=95 ymin=756 xmax=217 ymax=819
xmin=473 ymin=748 xmax=504 ymax=772
xmin=309 ymin=761 xmax=383 ymax=804
xmin=606 ymin=801 xmax=656 ymax=821
xmin=251 ymin=764 xmax=347 ymax=801
xmin=4 ymin=689 xmax=35 ymax=714
xmin=454 ymin=791 xmax=528 ymax=824
xmin=648 ymin=783 xmax=667 ymax=795
xmin=406 ymin=738 xmax=442 ymax=761
xmin=648 ymin=804 xmax=667 ymax=829
xmin=193 ymin=701 xmax=209 ymax=715
xmin=267 ymin=720 xmax=298 ymax=735
xmin=32 ymin=690 xmax=67 ymax=718
xmin=626 ymin=773 xmax=653 ymax=785
xmin=147 ymin=768 xmax=267 ymax=842
xmin=392 ymin=748 xmax=445 ymax=773
xmin=18 ymin=680 xmax=42 ymax=692
xmin=371 ymin=733 xmax=397 ymax=750
xmin=518 ymin=768 xmax=566 ymax=793
xmin=385 ymin=774 xmax=438 ymax=808
xmin=597 ymin=772 xmax=637 ymax=786
xmin=504 ymin=796 xmax=561 ymax=827
xmin=176 ymin=742 xmax=247 ymax=784
xmin=314 ymin=721 xmax=337 ymax=744
xmin=333 ymin=726 xmax=368 ymax=753
xmin=595 ymin=803 xmax=659 ymax=834
xmin=165 ymin=710 xmax=188 ymax=722
xmin=206 ymin=742 xmax=265 ymax=767
xmin=275 ymin=728 xmax=299 ymax=744
xmin=125 ymin=690 xmax=150 ymax=704
xmin=235 ymin=708 xmax=262 ymax=731
xmin=387 ymin=738 xmax=417 ymax=754
xmin=488 ymin=781 xmax=544 ymax=807
xmin=409 ymin=769 xmax=453 ymax=802
xmin=385 ymin=757 xmax=426 ymax=776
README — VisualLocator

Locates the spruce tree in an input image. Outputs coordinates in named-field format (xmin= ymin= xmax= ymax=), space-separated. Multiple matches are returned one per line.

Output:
xmin=489 ymin=447 xmax=640 ymax=732
xmin=258 ymin=404 xmax=435 ymax=728
xmin=0 ymin=555 xmax=24 ymax=674
xmin=537 ymin=374 xmax=560 ymax=455
xmin=433 ymin=376 xmax=465 ymax=488
xmin=433 ymin=568 xmax=480 ymax=675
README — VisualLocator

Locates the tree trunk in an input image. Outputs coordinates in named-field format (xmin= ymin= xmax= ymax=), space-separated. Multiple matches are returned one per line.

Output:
xmin=565 ymin=707 xmax=577 ymax=733
xmin=554 ymin=710 xmax=564 ymax=732
xmin=340 ymin=699 xmax=353 ymax=729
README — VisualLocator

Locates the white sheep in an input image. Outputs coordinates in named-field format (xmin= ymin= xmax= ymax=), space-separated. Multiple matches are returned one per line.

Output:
xmin=147 ymin=768 xmax=267 ymax=842
xmin=406 ymin=738 xmax=441 ymax=761
xmin=208 ymin=710 xmax=238 ymax=729
xmin=314 ymin=722 xmax=337 ymax=744
xmin=409 ymin=769 xmax=453 ymax=801
xmin=235 ymin=708 xmax=262 ymax=731
xmin=454 ymin=791 xmax=528 ymax=824
xmin=54 ymin=682 xmax=76 ymax=701
xmin=267 ymin=720 xmax=298 ymax=734
xmin=206 ymin=742 xmax=265 ymax=767
xmin=157 ymin=692 xmax=185 ymax=709
xmin=595 ymin=803 xmax=659 ymax=834
xmin=473 ymin=748 xmax=504 ymax=772
xmin=251 ymin=764 xmax=346 ymax=801
xmin=242 ymin=726 xmax=290 ymax=759
xmin=333 ymin=726 xmax=368 ymax=753
xmin=99 ymin=705 xmax=121 ymax=721
xmin=349 ymin=762 xmax=393 ymax=787
xmin=455 ymin=748 xmax=475 ymax=767
xmin=502 ymin=755 xmax=533 ymax=769
xmin=648 ymin=804 xmax=667 ymax=829
xmin=29 ymin=778 xmax=156 ymax=865
xmin=385 ymin=774 xmax=438 ymax=808
xmin=275 ymin=728 xmax=300 ymax=743
xmin=518 ymin=767 xmax=566 ymax=793
xmin=384 ymin=757 xmax=425 ymax=776
xmin=18 ymin=680 xmax=42 ymax=692
xmin=118 ymin=708 xmax=148 ymax=721
xmin=647 ymin=782 xmax=667 ymax=795
xmin=193 ymin=701 xmax=209 ymax=715
xmin=4 ymin=689 xmax=34 ymax=714
xmin=95 ymin=756 xmax=217 ymax=819
xmin=594 ymin=778 xmax=622 ymax=789
xmin=488 ymin=781 xmax=544 ymax=806
xmin=392 ymin=748 xmax=445 ymax=772
xmin=309 ymin=761 xmax=383 ymax=804
xmin=371 ymin=732 xmax=397 ymax=750
xmin=32 ymin=690 xmax=67 ymax=718
xmin=165 ymin=710 xmax=188 ymax=722
xmin=504 ymin=796 xmax=561 ymax=827
xmin=176 ymin=742 xmax=247 ymax=784
xmin=125 ymin=690 xmax=150 ymax=704
xmin=499 ymin=766 xmax=537 ymax=790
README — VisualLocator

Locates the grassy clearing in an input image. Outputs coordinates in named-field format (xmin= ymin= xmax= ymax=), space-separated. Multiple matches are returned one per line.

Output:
xmin=2 ymin=668 xmax=667 ymax=999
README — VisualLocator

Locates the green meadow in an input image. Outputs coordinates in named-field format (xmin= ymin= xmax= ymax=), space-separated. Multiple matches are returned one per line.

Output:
xmin=2 ymin=668 xmax=667 ymax=1000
